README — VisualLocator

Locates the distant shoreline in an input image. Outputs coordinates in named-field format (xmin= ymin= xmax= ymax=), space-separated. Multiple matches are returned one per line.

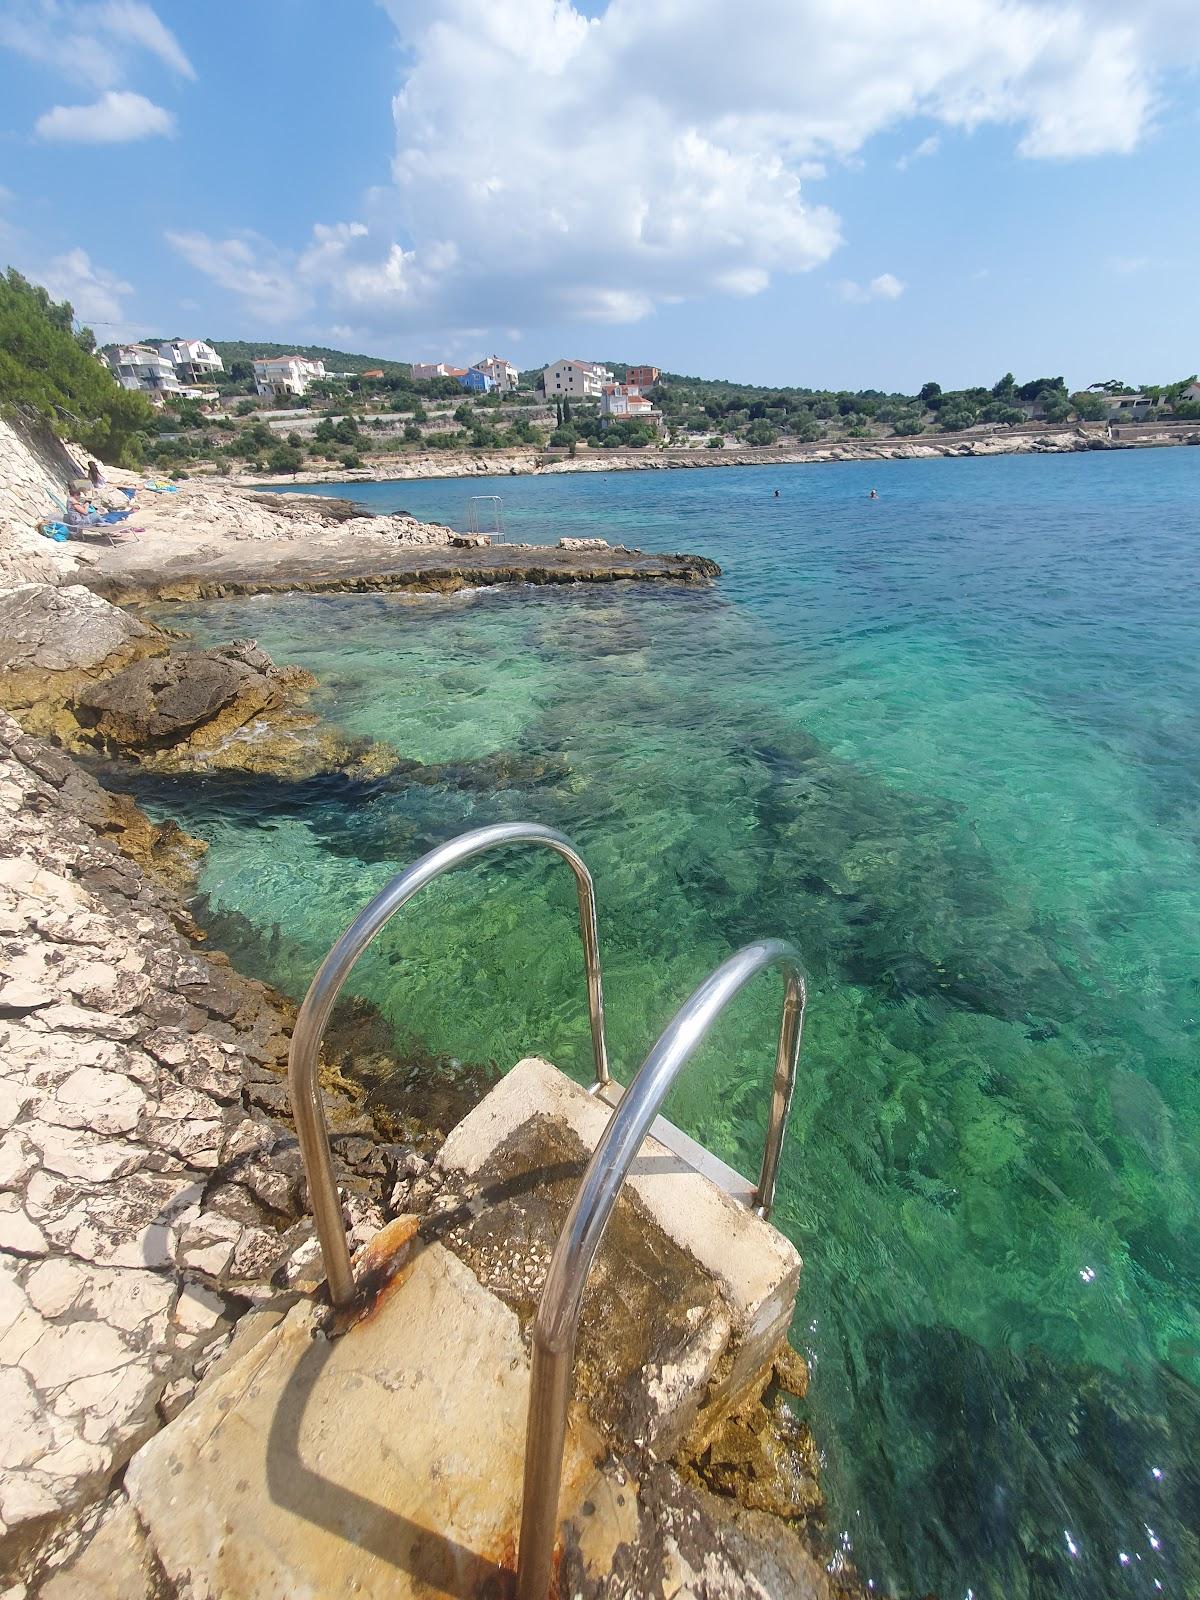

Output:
xmin=237 ymin=422 xmax=1197 ymax=490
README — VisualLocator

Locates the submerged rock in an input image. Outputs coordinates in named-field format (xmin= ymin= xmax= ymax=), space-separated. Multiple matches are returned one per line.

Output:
xmin=74 ymin=639 xmax=298 ymax=752
xmin=69 ymin=637 xmax=401 ymax=783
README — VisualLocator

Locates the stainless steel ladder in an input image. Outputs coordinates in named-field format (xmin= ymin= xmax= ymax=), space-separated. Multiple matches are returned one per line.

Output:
xmin=286 ymin=824 xmax=806 ymax=1599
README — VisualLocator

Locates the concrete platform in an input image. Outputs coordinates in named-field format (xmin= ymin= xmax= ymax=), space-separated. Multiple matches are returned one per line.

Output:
xmin=125 ymin=1235 xmax=605 ymax=1598
xmin=434 ymin=1058 xmax=801 ymax=1454
xmin=123 ymin=1058 xmax=806 ymax=1598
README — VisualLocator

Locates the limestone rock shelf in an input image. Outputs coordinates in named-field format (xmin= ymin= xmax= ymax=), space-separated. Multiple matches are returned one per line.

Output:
xmin=81 ymin=532 xmax=721 ymax=607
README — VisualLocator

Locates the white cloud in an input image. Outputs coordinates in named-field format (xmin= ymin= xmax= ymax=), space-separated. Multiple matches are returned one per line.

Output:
xmin=0 ymin=1 xmax=192 ymax=88
xmin=40 ymin=247 xmax=133 ymax=323
xmin=897 ymin=134 xmax=941 ymax=170
xmin=168 ymin=0 xmax=1200 ymax=336
xmin=1106 ymin=254 xmax=1151 ymax=275
xmin=165 ymin=231 xmax=315 ymax=323
xmin=838 ymin=273 xmax=906 ymax=303
xmin=92 ymin=1 xmax=194 ymax=78
xmin=35 ymin=90 xmax=175 ymax=143
xmin=870 ymin=273 xmax=906 ymax=300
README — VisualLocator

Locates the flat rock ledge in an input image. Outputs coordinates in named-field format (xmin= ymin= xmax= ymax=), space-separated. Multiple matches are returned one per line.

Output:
xmin=82 ymin=536 xmax=722 ymax=607
xmin=0 ymin=714 xmax=412 ymax=1595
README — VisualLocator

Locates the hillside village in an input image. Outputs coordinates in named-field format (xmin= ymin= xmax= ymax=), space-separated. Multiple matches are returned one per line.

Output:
xmin=87 ymin=332 xmax=1200 ymax=482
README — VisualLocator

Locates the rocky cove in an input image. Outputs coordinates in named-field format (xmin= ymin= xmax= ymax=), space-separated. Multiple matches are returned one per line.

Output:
xmin=0 ymin=417 xmax=870 ymax=1599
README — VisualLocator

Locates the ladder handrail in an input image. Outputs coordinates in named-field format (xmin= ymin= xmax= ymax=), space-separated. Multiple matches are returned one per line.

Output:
xmin=287 ymin=821 xmax=610 ymax=1310
xmin=515 ymin=938 xmax=806 ymax=1600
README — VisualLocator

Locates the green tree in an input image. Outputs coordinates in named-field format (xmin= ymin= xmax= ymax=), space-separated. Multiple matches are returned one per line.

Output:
xmin=746 ymin=419 xmax=777 ymax=446
xmin=919 ymin=381 xmax=942 ymax=407
xmin=1070 ymin=392 xmax=1108 ymax=422
xmin=938 ymin=402 xmax=978 ymax=431
xmin=1017 ymin=375 xmax=1067 ymax=402
xmin=706 ymin=435 xmax=725 ymax=448
xmin=505 ymin=416 xmax=542 ymax=446
xmin=791 ymin=414 xmax=821 ymax=443
xmin=562 ymin=398 xmax=572 ymax=423
xmin=267 ymin=444 xmax=303 ymax=474
xmin=242 ymin=422 xmax=274 ymax=451
xmin=0 ymin=267 xmax=154 ymax=464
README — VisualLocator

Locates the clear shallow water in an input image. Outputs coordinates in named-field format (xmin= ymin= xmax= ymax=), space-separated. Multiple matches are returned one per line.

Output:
xmin=144 ymin=453 xmax=1199 ymax=1597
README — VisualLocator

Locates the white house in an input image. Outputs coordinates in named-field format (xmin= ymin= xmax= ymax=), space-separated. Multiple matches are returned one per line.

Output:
xmin=105 ymin=345 xmax=182 ymax=398
xmin=1106 ymin=393 xmax=1154 ymax=418
xmin=1181 ymin=382 xmax=1200 ymax=404
xmin=252 ymin=355 xmax=326 ymax=397
xmin=473 ymin=355 xmax=519 ymax=392
xmin=411 ymin=361 xmax=455 ymax=382
xmin=159 ymin=339 xmax=223 ymax=383
xmin=600 ymin=383 xmax=662 ymax=428
xmin=542 ymin=359 xmax=614 ymax=399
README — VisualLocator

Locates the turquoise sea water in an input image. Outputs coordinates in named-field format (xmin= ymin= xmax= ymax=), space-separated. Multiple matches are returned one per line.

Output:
xmin=135 ymin=452 xmax=1199 ymax=1598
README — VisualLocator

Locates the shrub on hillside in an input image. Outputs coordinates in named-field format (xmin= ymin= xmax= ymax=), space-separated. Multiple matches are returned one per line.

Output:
xmin=0 ymin=267 xmax=153 ymax=464
xmin=267 ymin=445 xmax=304 ymax=474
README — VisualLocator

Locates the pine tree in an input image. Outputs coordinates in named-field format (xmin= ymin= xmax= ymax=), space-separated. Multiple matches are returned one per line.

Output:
xmin=556 ymin=399 xmax=563 ymax=426
xmin=563 ymin=398 xmax=572 ymax=423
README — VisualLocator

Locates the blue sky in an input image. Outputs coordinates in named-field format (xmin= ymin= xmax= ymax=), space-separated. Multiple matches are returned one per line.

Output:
xmin=1 ymin=0 xmax=1197 ymax=392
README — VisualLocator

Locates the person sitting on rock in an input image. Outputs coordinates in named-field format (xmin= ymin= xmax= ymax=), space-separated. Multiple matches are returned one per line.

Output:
xmin=65 ymin=489 xmax=104 ymax=531
xmin=87 ymin=459 xmax=107 ymax=490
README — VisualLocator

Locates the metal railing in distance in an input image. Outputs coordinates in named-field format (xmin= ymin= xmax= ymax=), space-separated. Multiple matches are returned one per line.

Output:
xmin=515 ymin=938 xmax=806 ymax=1600
xmin=287 ymin=822 xmax=610 ymax=1311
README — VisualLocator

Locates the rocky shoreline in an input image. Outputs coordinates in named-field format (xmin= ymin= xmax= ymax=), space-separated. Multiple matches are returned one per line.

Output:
xmin=0 ymin=712 xmax=427 ymax=1592
xmin=241 ymin=419 xmax=1199 ymax=488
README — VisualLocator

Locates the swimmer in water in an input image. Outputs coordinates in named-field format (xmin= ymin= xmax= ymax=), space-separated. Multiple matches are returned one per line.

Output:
xmin=869 ymin=488 xmax=879 ymax=499
xmin=773 ymin=488 xmax=780 ymax=497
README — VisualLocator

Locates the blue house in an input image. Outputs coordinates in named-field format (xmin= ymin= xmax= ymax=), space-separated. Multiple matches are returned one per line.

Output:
xmin=458 ymin=366 xmax=497 ymax=393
